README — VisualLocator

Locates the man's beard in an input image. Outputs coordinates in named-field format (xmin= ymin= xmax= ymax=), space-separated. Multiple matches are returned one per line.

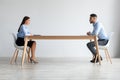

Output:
xmin=90 ymin=21 xmax=93 ymax=24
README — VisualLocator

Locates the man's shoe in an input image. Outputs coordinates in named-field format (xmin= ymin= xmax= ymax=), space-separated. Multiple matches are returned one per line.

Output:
xmin=90 ymin=56 xmax=103 ymax=63
xmin=90 ymin=58 xmax=95 ymax=62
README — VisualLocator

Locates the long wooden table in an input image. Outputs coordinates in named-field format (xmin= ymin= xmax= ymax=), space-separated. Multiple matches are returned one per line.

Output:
xmin=22 ymin=35 xmax=101 ymax=66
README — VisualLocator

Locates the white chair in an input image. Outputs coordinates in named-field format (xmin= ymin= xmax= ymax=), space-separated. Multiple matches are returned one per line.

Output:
xmin=98 ymin=32 xmax=114 ymax=64
xmin=10 ymin=33 xmax=31 ymax=64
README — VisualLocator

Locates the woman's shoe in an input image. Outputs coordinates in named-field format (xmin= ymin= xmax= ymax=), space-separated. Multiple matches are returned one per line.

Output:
xmin=30 ymin=58 xmax=38 ymax=64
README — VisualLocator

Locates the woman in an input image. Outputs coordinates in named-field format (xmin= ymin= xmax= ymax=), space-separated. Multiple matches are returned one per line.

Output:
xmin=16 ymin=16 xmax=38 ymax=63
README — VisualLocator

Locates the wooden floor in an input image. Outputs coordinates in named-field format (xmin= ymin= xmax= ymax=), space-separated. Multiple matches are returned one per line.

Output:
xmin=0 ymin=57 xmax=120 ymax=80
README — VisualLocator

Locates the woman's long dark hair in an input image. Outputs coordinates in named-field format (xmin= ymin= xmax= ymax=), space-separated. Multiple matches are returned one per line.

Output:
xmin=18 ymin=16 xmax=30 ymax=32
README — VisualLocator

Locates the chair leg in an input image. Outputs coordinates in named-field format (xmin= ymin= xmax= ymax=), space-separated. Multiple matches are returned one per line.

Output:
xmin=27 ymin=48 xmax=31 ymax=62
xmin=15 ymin=50 xmax=19 ymax=63
xmin=10 ymin=49 xmax=18 ymax=64
xmin=25 ymin=52 xmax=28 ymax=63
xmin=104 ymin=49 xmax=109 ymax=62
xmin=106 ymin=49 xmax=112 ymax=64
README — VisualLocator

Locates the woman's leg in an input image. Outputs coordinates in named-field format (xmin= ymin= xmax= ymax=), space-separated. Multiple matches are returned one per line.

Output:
xmin=30 ymin=41 xmax=38 ymax=63
xmin=31 ymin=41 xmax=36 ymax=59
xmin=27 ymin=41 xmax=38 ymax=63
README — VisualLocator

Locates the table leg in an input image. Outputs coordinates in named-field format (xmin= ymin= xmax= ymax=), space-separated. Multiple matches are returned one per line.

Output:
xmin=94 ymin=36 xmax=101 ymax=65
xmin=27 ymin=48 xmax=31 ymax=62
xmin=21 ymin=37 xmax=28 ymax=66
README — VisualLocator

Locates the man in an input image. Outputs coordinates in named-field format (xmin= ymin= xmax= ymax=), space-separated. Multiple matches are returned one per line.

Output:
xmin=87 ymin=14 xmax=109 ymax=63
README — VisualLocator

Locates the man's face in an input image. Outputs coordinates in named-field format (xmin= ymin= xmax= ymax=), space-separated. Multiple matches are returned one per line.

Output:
xmin=89 ymin=17 xmax=97 ymax=24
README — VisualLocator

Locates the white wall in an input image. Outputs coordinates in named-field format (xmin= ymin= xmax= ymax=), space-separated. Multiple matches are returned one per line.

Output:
xmin=0 ymin=0 xmax=119 ymax=58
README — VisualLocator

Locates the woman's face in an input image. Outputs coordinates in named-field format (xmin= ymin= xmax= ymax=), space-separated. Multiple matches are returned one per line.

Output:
xmin=25 ymin=19 xmax=30 ymax=25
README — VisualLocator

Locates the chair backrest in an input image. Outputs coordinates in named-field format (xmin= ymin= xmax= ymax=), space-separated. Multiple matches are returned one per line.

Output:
xmin=108 ymin=32 xmax=114 ymax=40
xmin=12 ymin=33 xmax=25 ymax=50
xmin=12 ymin=33 xmax=17 ymax=42
xmin=106 ymin=32 xmax=114 ymax=46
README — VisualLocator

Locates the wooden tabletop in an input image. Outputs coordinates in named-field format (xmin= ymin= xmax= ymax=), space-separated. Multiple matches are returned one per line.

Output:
xmin=25 ymin=35 xmax=96 ymax=40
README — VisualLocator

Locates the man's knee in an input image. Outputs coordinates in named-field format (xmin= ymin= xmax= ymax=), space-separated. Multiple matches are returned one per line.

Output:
xmin=87 ymin=42 xmax=91 ymax=48
xmin=87 ymin=42 xmax=95 ymax=48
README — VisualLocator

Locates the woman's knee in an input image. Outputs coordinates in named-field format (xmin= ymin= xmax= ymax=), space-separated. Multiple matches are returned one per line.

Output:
xmin=33 ymin=41 xmax=36 ymax=45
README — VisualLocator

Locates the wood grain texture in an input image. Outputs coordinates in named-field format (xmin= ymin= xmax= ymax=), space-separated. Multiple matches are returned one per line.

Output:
xmin=26 ymin=35 xmax=95 ymax=40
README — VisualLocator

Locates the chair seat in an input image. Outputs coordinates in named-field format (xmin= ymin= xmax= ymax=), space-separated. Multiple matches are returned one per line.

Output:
xmin=14 ymin=43 xmax=24 ymax=50
xmin=99 ymin=45 xmax=108 ymax=50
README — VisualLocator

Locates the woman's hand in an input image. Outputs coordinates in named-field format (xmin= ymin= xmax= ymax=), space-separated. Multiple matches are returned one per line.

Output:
xmin=30 ymin=33 xmax=33 ymax=36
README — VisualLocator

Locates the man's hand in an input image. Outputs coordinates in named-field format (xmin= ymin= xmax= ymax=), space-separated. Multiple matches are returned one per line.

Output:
xmin=87 ymin=31 xmax=91 ymax=35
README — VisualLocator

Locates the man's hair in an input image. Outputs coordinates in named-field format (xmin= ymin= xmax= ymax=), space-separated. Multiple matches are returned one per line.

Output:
xmin=90 ymin=14 xmax=97 ymax=17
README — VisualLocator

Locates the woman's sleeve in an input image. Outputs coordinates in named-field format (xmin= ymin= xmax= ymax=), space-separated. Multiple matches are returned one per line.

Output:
xmin=22 ymin=26 xmax=31 ymax=36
